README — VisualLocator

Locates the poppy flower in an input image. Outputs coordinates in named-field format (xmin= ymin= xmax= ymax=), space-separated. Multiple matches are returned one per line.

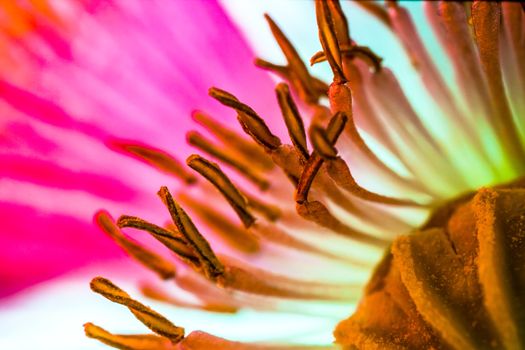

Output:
xmin=1 ymin=1 xmax=524 ymax=349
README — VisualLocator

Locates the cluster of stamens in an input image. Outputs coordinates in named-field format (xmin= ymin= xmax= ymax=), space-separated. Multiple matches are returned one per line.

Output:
xmin=85 ymin=0 xmax=525 ymax=349
xmin=85 ymin=4 xmax=406 ymax=348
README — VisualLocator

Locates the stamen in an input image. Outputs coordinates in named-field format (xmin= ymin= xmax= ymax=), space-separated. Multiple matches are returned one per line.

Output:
xmin=242 ymin=191 xmax=282 ymax=222
xmin=346 ymin=47 xmax=383 ymax=72
xmin=107 ymin=139 xmax=197 ymax=184
xmin=207 ymin=88 xmax=254 ymax=115
xmin=179 ymin=331 xmax=241 ymax=350
xmin=311 ymin=45 xmax=383 ymax=72
xmin=295 ymin=155 xmax=323 ymax=204
xmin=325 ymin=0 xmax=351 ymax=48
xmin=187 ymin=130 xmax=270 ymax=190
xmin=296 ymin=112 xmax=347 ymax=204
xmin=95 ymin=211 xmax=176 ymax=280
xmin=310 ymin=51 xmax=326 ymax=66
xmin=253 ymin=58 xmax=288 ymax=76
xmin=140 ymin=282 xmax=238 ymax=314
xmin=296 ymin=200 xmax=389 ymax=246
xmin=256 ymin=58 xmax=330 ymax=102
xmin=276 ymin=83 xmax=309 ymax=160
xmin=385 ymin=0 xmax=399 ymax=8
xmin=201 ymin=304 xmax=239 ymax=314
xmin=191 ymin=110 xmax=274 ymax=171
xmin=186 ymin=154 xmax=256 ymax=228
xmin=209 ymin=87 xmax=281 ymax=151
xmin=116 ymin=215 xmax=200 ymax=268
xmin=309 ymin=126 xmax=338 ymax=160
xmin=325 ymin=157 xmax=422 ymax=207
xmin=471 ymin=1 xmax=525 ymax=167
xmin=270 ymin=145 xmax=304 ymax=186
xmin=140 ymin=283 xmax=197 ymax=309
xmin=278 ymin=106 xmax=410 ymax=229
xmin=315 ymin=0 xmax=345 ymax=82
xmin=312 ymin=0 xmax=382 ymax=74
xmin=208 ymin=89 xmax=307 ymax=187
xmin=263 ymin=14 xmax=325 ymax=104
xmin=90 ymin=277 xmax=185 ymax=343
xmin=158 ymin=186 xmax=224 ymax=280
xmin=180 ymin=331 xmax=336 ymax=350
xmin=84 ymin=323 xmax=175 ymax=350
xmin=178 ymin=193 xmax=260 ymax=254
xmin=328 ymin=83 xmax=409 ymax=187
xmin=325 ymin=111 xmax=347 ymax=141
xmin=354 ymin=1 xmax=392 ymax=28
xmin=310 ymin=104 xmax=333 ymax=128
xmin=252 ymin=221 xmax=366 ymax=266
xmin=310 ymin=162 xmax=417 ymax=232
xmin=179 ymin=182 xmax=364 ymax=264
xmin=175 ymin=273 xmax=250 ymax=311
xmin=263 ymin=13 xmax=311 ymax=87
xmin=311 ymin=127 xmax=422 ymax=207
xmin=219 ymin=256 xmax=361 ymax=300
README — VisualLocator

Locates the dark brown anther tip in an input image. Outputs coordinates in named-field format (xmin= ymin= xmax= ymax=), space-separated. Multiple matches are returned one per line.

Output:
xmin=236 ymin=113 xmax=282 ymax=151
xmin=263 ymin=13 xmax=275 ymax=26
xmin=326 ymin=111 xmax=348 ymax=142
xmin=115 ymin=215 xmax=130 ymax=228
xmin=186 ymin=154 xmax=256 ymax=229
xmin=315 ymin=0 xmax=346 ymax=82
xmin=310 ymin=126 xmax=338 ymax=160
xmin=276 ymin=82 xmax=309 ymax=160
xmin=295 ymin=154 xmax=324 ymax=204
xmin=208 ymin=87 xmax=238 ymax=102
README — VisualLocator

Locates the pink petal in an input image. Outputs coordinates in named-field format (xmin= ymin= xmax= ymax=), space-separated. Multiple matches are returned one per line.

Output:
xmin=0 ymin=202 xmax=126 ymax=298
xmin=0 ymin=0 xmax=279 ymax=297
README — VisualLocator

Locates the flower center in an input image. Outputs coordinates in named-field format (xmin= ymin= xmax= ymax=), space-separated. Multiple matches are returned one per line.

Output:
xmin=336 ymin=179 xmax=525 ymax=349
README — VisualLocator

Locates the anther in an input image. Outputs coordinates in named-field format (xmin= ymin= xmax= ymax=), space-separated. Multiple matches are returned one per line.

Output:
xmin=208 ymin=87 xmax=257 ymax=118
xmin=95 ymin=211 xmax=176 ymax=280
xmin=107 ymin=139 xmax=197 ymax=184
xmin=236 ymin=112 xmax=282 ymax=151
xmin=310 ymin=126 xmax=338 ymax=160
xmin=311 ymin=45 xmax=383 ymax=73
xmin=385 ymin=0 xmax=399 ymax=9
xmin=191 ymin=111 xmax=274 ymax=171
xmin=325 ymin=0 xmax=352 ymax=48
xmin=254 ymin=58 xmax=288 ymax=76
xmin=276 ymin=83 xmax=309 ymax=160
xmin=354 ymin=1 xmax=392 ymax=28
xmin=158 ymin=186 xmax=224 ymax=280
xmin=186 ymin=154 xmax=256 ymax=228
xmin=296 ymin=112 xmax=348 ymax=204
xmin=315 ymin=0 xmax=346 ymax=82
xmin=263 ymin=14 xmax=322 ymax=104
xmin=209 ymin=87 xmax=281 ymax=151
xmin=90 ymin=277 xmax=185 ymax=343
xmin=326 ymin=111 xmax=348 ymax=141
xmin=352 ymin=46 xmax=383 ymax=72
xmin=178 ymin=193 xmax=260 ymax=254
xmin=187 ymin=130 xmax=270 ymax=190
xmin=295 ymin=155 xmax=324 ymax=204
xmin=255 ymin=57 xmax=330 ymax=103
xmin=117 ymin=215 xmax=200 ymax=267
